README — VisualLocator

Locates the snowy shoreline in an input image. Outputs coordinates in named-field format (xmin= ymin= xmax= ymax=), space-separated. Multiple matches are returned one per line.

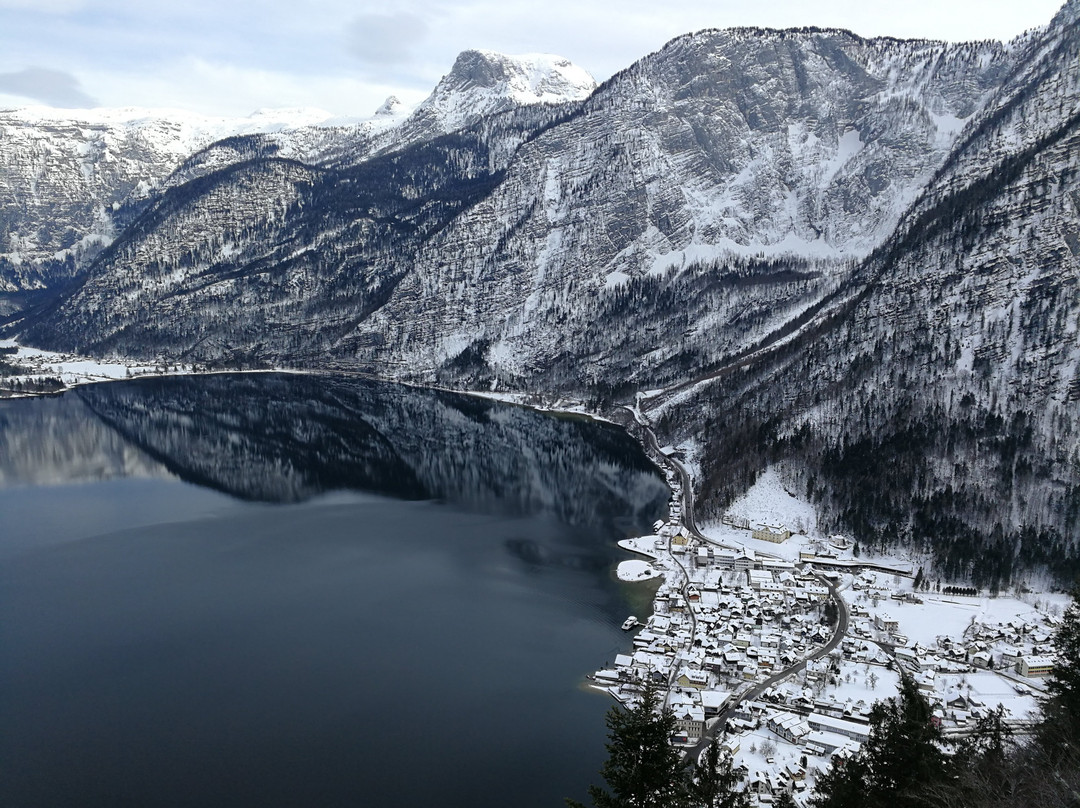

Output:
xmin=1 ymin=339 xmax=1069 ymax=806
xmin=0 ymin=339 xmax=352 ymax=399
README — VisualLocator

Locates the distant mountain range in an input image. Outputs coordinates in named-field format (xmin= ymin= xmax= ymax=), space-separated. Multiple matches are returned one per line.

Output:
xmin=3 ymin=2 xmax=1078 ymax=583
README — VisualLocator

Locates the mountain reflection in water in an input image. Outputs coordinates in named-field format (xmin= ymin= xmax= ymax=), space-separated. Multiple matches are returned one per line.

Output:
xmin=0 ymin=372 xmax=668 ymax=528
xmin=0 ymin=373 xmax=670 ymax=808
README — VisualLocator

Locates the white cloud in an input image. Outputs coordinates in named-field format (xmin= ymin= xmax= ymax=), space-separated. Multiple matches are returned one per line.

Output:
xmin=0 ymin=0 xmax=1067 ymax=116
xmin=79 ymin=57 xmax=428 ymax=118
xmin=0 ymin=0 xmax=85 ymax=10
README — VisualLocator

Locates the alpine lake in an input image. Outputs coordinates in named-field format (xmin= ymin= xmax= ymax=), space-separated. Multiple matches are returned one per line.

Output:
xmin=0 ymin=373 xmax=670 ymax=808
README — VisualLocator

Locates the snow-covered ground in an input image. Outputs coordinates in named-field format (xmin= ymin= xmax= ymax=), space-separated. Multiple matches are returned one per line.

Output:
xmin=724 ymin=467 xmax=817 ymax=536
xmin=846 ymin=569 xmax=1049 ymax=647
xmin=617 ymin=559 xmax=662 ymax=581
xmin=619 ymin=536 xmax=663 ymax=559
xmin=699 ymin=466 xmax=829 ymax=562
xmin=701 ymin=521 xmax=814 ymax=562
xmin=827 ymin=659 xmax=901 ymax=705
xmin=454 ymin=387 xmax=614 ymax=422
xmin=0 ymin=339 xmax=193 ymax=393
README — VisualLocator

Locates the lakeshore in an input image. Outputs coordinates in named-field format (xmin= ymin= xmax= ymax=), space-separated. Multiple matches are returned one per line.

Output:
xmin=0 ymin=340 xmax=1068 ymax=806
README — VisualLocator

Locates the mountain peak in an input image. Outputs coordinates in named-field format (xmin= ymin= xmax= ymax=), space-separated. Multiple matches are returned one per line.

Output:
xmin=444 ymin=49 xmax=597 ymax=103
xmin=374 ymin=95 xmax=406 ymax=117
xmin=409 ymin=49 xmax=596 ymax=134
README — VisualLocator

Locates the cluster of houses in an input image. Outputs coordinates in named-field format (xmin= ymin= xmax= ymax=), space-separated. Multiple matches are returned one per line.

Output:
xmin=844 ymin=572 xmax=1058 ymax=683
xmin=593 ymin=525 xmax=836 ymax=744
xmin=958 ymin=615 xmax=1057 ymax=677
xmin=595 ymin=460 xmax=1060 ymax=808
xmin=711 ymin=696 xmax=870 ymax=804
xmin=715 ymin=648 xmax=1041 ymax=807
xmin=713 ymin=595 xmax=1057 ymax=804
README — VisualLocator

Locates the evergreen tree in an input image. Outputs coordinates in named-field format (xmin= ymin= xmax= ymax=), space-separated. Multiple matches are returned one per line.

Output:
xmin=928 ymin=704 xmax=1016 ymax=807
xmin=567 ymin=682 xmax=690 ymax=808
xmin=823 ymin=600 xmax=839 ymax=626
xmin=1024 ymin=588 xmax=1080 ymax=806
xmin=1043 ymin=587 xmax=1080 ymax=746
xmin=813 ymin=674 xmax=946 ymax=808
xmin=773 ymin=789 xmax=797 ymax=808
xmin=690 ymin=738 xmax=749 ymax=808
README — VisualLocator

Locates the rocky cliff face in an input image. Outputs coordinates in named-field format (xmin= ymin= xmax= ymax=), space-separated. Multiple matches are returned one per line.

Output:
xmin=0 ymin=107 xmax=348 ymax=294
xmin=655 ymin=0 xmax=1080 ymax=585
xmin=19 ymin=29 xmax=1014 ymax=390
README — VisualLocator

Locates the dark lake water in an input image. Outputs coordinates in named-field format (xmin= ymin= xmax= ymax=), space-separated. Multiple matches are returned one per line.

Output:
xmin=0 ymin=374 xmax=669 ymax=808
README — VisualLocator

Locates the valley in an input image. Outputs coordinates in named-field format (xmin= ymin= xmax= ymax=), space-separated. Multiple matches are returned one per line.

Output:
xmin=1 ymin=2 xmax=1079 ymax=805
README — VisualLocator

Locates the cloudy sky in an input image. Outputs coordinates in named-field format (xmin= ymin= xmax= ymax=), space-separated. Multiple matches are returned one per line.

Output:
xmin=0 ymin=0 xmax=1067 ymax=118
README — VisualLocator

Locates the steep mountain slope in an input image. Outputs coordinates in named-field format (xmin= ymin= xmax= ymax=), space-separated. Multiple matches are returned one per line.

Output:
xmin=365 ymin=30 xmax=1014 ymax=390
xmin=0 ymin=106 xmax=341 ymax=295
xmin=20 ymin=30 xmax=1013 ymax=391
xmin=0 ymin=51 xmax=597 ymax=304
xmin=655 ymin=0 xmax=1080 ymax=585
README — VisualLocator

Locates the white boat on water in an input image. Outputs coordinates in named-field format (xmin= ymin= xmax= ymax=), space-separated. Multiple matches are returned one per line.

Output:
xmin=621 ymin=616 xmax=639 ymax=631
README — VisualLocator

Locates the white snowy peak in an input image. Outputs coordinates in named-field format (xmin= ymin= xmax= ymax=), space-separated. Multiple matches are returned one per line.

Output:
xmin=0 ymin=104 xmax=341 ymax=143
xmin=374 ymin=96 xmax=406 ymax=117
xmin=411 ymin=49 xmax=597 ymax=132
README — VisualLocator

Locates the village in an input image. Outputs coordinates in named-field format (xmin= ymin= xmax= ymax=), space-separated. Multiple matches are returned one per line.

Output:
xmin=592 ymin=463 xmax=1065 ymax=806
xmin=0 ymin=338 xmax=197 ymax=397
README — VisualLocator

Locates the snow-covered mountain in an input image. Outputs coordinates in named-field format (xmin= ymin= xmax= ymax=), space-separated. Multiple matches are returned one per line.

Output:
xmin=399 ymin=49 xmax=597 ymax=139
xmin=0 ymin=106 xmax=345 ymax=295
xmin=16 ymin=30 xmax=1014 ymax=380
xmin=8 ymin=1 xmax=1080 ymax=581
xmin=656 ymin=0 xmax=1080 ymax=585
xmin=0 ymin=51 xmax=597 ymax=300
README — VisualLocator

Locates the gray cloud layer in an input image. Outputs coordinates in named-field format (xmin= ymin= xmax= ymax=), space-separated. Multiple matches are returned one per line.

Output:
xmin=346 ymin=12 xmax=429 ymax=65
xmin=0 ymin=67 xmax=97 ymax=107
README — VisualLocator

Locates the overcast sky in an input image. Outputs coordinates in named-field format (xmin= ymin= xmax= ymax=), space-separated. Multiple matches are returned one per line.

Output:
xmin=0 ymin=0 xmax=1068 ymax=118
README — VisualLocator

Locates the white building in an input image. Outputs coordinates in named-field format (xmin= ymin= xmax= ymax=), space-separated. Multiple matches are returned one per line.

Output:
xmin=1019 ymin=655 xmax=1054 ymax=677
xmin=807 ymin=713 xmax=871 ymax=743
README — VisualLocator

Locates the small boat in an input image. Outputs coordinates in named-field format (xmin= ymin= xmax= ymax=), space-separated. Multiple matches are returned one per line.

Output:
xmin=621 ymin=616 xmax=640 ymax=631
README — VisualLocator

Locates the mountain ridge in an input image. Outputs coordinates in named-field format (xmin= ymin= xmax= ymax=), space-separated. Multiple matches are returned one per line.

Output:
xmin=0 ymin=50 xmax=597 ymax=300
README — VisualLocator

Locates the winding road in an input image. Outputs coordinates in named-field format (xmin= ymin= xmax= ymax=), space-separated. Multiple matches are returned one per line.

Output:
xmin=685 ymin=576 xmax=849 ymax=760
xmin=618 ymin=404 xmax=851 ymax=758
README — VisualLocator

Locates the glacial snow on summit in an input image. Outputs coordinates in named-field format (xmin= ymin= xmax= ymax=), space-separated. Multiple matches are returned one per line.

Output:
xmin=408 ymin=49 xmax=597 ymax=134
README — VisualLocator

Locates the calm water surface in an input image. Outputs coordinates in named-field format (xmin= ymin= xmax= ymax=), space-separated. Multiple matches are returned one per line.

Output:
xmin=0 ymin=374 xmax=668 ymax=807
